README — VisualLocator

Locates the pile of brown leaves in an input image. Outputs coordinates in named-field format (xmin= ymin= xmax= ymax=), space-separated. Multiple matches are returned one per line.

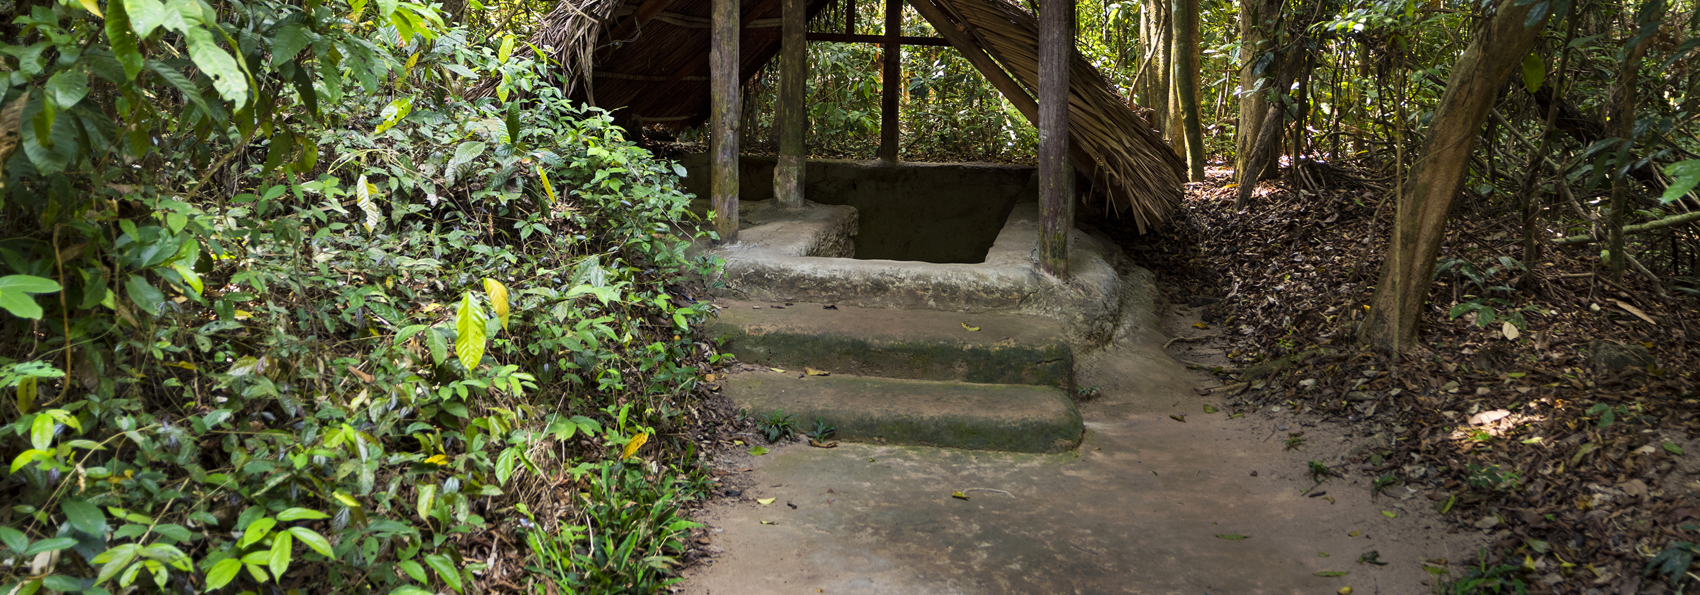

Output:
xmin=1093 ymin=161 xmax=1700 ymax=594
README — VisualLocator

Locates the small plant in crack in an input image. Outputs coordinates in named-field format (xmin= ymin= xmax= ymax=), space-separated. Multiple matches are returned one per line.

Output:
xmin=1074 ymin=385 xmax=1102 ymax=400
xmin=759 ymin=409 xmax=797 ymax=443
xmin=1371 ymin=474 xmax=1399 ymax=498
xmin=1308 ymin=460 xmax=1336 ymax=483
xmin=1284 ymin=432 xmax=1307 ymax=451
xmin=808 ymin=417 xmax=838 ymax=441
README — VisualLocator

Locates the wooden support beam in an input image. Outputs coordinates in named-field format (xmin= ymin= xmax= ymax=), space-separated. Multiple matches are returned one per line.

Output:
xmin=608 ymin=0 xmax=679 ymax=44
xmin=1038 ymin=0 xmax=1072 ymax=278
xmin=878 ymin=0 xmax=901 ymax=161
xmin=712 ymin=0 xmax=740 ymax=243
xmin=906 ymin=0 xmax=1102 ymax=187
xmin=775 ymin=0 xmax=807 ymax=208
xmin=846 ymin=0 xmax=856 ymax=34
xmin=747 ymin=31 xmax=952 ymax=45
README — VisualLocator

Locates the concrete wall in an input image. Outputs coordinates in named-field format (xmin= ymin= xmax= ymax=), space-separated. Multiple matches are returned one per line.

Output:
xmin=679 ymin=155 xmax=1036 ymax=263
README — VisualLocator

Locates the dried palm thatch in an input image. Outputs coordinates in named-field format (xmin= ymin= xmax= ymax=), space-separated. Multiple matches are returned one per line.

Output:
xmin=928 ymin=0 xmax=1186 ymax=230
xmin=467 ymin=0 xmax=624 ymax=99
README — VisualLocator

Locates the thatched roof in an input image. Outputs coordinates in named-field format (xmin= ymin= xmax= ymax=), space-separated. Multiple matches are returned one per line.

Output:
xmin=495 ymin=0 xmax=1185 ymax=227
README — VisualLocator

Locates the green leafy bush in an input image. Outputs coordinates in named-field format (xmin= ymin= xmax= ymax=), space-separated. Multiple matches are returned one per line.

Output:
xmin=0 ymin=1 xmax=721 ymax=592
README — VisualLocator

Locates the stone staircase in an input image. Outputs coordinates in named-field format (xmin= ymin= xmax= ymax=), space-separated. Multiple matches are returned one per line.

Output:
xmin=709 ymin=299 xmax=1084 ymax=453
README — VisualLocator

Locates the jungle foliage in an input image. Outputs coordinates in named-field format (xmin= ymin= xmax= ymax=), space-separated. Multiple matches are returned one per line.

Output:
xmin=0 ymin=0 xmax=722 ymax=593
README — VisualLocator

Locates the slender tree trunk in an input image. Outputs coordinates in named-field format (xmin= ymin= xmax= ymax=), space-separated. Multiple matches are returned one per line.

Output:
xmin=879 ymin=0 xmax=901 ymax=161
xmin=1173 ymin=0 xmax=1205 ymax=181
xmin=1235 ymin=0 xmax=1279 ymax=183
xmin=1359 ymin=0 xmax=1544 ymax=353
xmin=775 ymin=0 xmax=807 ymax=207
xmin=711 ymin=0 xmax=740 ymax=242
xmin=1039 ymin=0 xmax=1074 ymax=278
xmin=1607 ymin=20 xmax=1659 ymax=281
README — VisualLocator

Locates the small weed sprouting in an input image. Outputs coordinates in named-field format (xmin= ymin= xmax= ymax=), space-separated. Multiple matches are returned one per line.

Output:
xmin=760 ymin=409 xmax=798 ymax=443
xmin=1371 ymin=474 xmax=1398 ymax=498
xmin=1075 ymin=385 xmax=1103 ymax=400
xmin=1645 ymin=539 xmax=1699 ymax=593
xmin=1465 ymin=463 xmax=1523 ymax=492
xmin=1308 ymin=460 xmax=1333 ymax=483
xmin=1431 ymin=548 xmax=1529 ymax=595
xmin=1285 ymin=432 xmax=1307 ymax=451
xmin=808 ymin=417 xmax=838 ymax=441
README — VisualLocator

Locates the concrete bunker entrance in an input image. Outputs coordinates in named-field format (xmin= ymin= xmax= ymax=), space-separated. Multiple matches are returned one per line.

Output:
xmin=681 ymin=156 xmax=1035 ymax=264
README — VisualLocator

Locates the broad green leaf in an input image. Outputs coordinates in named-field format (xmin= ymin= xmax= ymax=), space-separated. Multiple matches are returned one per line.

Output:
xmin=483 ymin=278 xmax=509 ymax=330
xmin=277 ymin=508 xmax=329 ymax=521
xmin=426 ymin=326 xmax=447 ymax=365
xmin=0 ymin=275 xmax=60 ymax=320
xmin=244 ymin=561 xmax=268 ymax=583
xmin=23 ymin=537 xmax=77 ymax=555
xmin=444 ymin=141 xmax=486 ymax=185
xmin=0 ymin=526 xmax=27 ymax=553
xmin=62 ymin=497 xmax=107 ymax=536
xmin=1666 ymin=442 xmax=1685 ymax=455
xmin=455 ymin=293 xmax=487 ymax=369
xmin=9 ymin=449 xmax=53 ymax=473
xmin=239 ymin=517 xmax=275 ymax=548
xmin=286 ymin=527 xmax=333 ymax=557
xmin=423 ymin=553 xmax=463 ymax=593
xmin=390 ymin=587 xmax=434 ymax=595
xmin=125 ymin=274 xmax=164 ymax=316
xmin=267 ymin=531 xmax=292 ymax=579
xmin=416 ymin=484 xmax=435 ymax=521
xmin=271 ymin=23 xmax=315 ymax=64
xmin=94 ymin=544 xmax=141 ymax=584
xmin=376 ymin=0 xmax=399 ymax=18
xmin=373 ymin=97 xmax=412 ymax=135
xmin=30 ymin=413 xmax=55 ymax=450
xmin=46 ymin=70 xmax=90 ymax=110
xmin=185 ymin=26 xmax=249 ymax=105
xmin=1661 ymin=160 xmax=1700 ymax=204
xmin=140 ymin=543 xmax=193 ymax=571
xmin=1520 ymin=52 xmax=1544 ymax=93
xmin=398 ymin=560 xmax=427 ymax=583
xmin=497 ymin=34 xmax=515 ymax=63
xmin=124 ymin=0 xmax=168 ymax=38
xmin=204 ymin=558 xmax=241 ymax=590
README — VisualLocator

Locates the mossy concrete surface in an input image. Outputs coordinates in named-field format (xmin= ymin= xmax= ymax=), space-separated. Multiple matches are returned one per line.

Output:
xmin=724 ymin=371 xmax=1082 ymax=453
xmin=710 ymin=300 xmax=1073 ymax=388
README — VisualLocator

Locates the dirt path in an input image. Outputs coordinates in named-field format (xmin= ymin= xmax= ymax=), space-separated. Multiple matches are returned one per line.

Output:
xmin=681 ymin=285 xmax=1485 ymax=594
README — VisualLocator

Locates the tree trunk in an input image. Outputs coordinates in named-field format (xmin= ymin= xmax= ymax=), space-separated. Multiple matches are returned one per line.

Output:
xmin=774 ymin=0 xmax=807 ymax=208
xmin=1039 ymin=0 xmax=1073 ymax=278
xmin=711 ymin=0 xmax=740 ymax=243
xmin=1173 ymin=0 xmax=1204 ymax=181
xmin=878 ymin=0 xmax=902 ymax=161
xmin=1359 ymin=0 xmax=1543 ymax=353
xmin=1607 ymin=20 xmax=1659 ymax=281
xmin=1234 ymin=0 xmax=1279 ymax=183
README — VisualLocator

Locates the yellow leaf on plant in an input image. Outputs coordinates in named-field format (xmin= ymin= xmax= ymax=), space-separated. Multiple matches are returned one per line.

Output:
xmin=961 ymin=322 xmax=980 ymax=331
xmin=483 ymin=278 xmax=511 ymax=331
xmin=757 ymin=498 xmax=775 ymax=505
xmin=423 ymin=454 xmax=447 ymax=465
xmin=621 ymin=433 xmax=648 ymax=459
xmin=76 ymin=0 xmax=103 ymax=17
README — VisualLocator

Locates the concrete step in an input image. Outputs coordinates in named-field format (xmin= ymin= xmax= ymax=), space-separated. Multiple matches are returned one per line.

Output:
xmin=722 ymin=370 xmax=1082 ymax=453
xmin=708 ymin=300 xmax=1073 ymax=388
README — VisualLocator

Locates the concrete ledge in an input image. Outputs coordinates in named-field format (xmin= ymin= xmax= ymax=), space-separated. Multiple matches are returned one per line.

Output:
xmin=724 ymin=372 xmax=1083 ymax=453
xmin=710 ymin=300 xmax=1073 ymax=387
xmin=706 ymin=200 xmax=1127 ymax=346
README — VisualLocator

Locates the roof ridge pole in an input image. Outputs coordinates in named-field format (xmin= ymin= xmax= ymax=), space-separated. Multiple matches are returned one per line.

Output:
xmin=712 ymin=0 xmax=741 ymax=243
xmin=775 ymin=0 xmax=807 ymax=208
xmin=878 ymin=0 xmax=901 ymax=162
xmin=1038 ymin=0 xmax=1072 ymax=279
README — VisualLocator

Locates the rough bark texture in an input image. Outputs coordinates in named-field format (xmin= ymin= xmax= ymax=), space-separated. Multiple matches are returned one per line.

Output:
xmin=1234 ymin=0 xmax=1279 ymax=183
xmin=1360 ymin=0 xmax=1542 ymax=352
xmin=879 ymin=0 xmax=901 ymax=161
xmin=775 ymin=0 xmax=807 ymax=207
xmin=1233 ymin=50 xmax=1306 ymax=209
xmin=1607 ymin=29 xmax=1656 ymax=281
xmin=712 ymin=0 xmax=740 ymax=242
xmin=1172 ymin=0 xmax=1204 ymax=181
xmin=1039 ymin=0 xmax=1073 ymax=279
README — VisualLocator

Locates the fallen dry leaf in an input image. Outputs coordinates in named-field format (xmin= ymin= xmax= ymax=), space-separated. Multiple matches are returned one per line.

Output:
xmin=961 ymin=322 xmax=981 ymax=331
xmin=757 ymin=498 xmax=775 ymax=505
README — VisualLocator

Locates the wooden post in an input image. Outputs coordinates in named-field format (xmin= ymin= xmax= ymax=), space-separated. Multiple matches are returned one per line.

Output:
xmin=711 ymin=0 xmax=740 ymax=242
xmin=775 ymin=0 xmax=807 ymax=207
xmin=878 ymin=0 xmax=900 ymax=161
xmin=1038 ymin=0 xmax=1071 ymax=278
xmin=846 ymin=0 xmax=856 ymax=34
